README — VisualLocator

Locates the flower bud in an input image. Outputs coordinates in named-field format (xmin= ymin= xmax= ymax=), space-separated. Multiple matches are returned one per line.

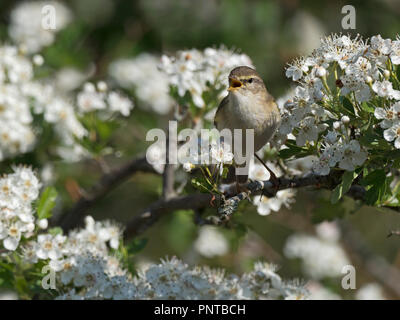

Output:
xmin=365 ymin=76 xmax=373 ymax=84
xmin=84 ymin=82 xmax=95 ymax=92
xmin=33 ymin=54 xmax=44 ymax=66
xmin=97 ymin=81 xmax=108 ymax=92
xmin=37 ymin=219 xmax=48 ymax=230
xmin=315 ymin=66 xmax=327 ymax=78
xmin=384 ymin=70 xmax=391 ymax=79
xmin=333 ymin=121 xmax=341 ymax=130
xmin=341 ymin=115 xmax=350 ymax=124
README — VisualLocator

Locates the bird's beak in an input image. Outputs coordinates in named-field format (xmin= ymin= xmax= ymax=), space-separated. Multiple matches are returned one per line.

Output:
xmin=228 ymin=77 xmax=243 ymax=91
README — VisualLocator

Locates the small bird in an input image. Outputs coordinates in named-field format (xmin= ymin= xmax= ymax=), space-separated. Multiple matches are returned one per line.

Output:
xmin=214 ymin=66 xmax=281 ymax=186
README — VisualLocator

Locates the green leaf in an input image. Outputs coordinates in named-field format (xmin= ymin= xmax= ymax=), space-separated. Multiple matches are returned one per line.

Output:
xmin=384 ymin=149 xmax=400 ymax=159
xmin=340 ymin=96 xmax=355 ymax=115
xmin=396 ymin=65 xmax=400 ymax=83
xmin=362 ymin=169 xmax=386 ymax=185
xmin=279 ymin=147 xmax=300 ymax=160
xmin=360 ymin=102 xmax=375 ymax=113
xmin=221 ymin=166 xmax=229 ymax=179
xmin=96 ymin=119 xmax=120 ymax=141
xmin=47 ymin=227 xmax=63 ymax=236
xmin=126 ymin=238 xmax=148 ymax=255
xmin=358 ymin=129 xmax=382 ymax=147
xmin=36 ymin=187 xmax=58 ymax=220
xmin=361 ymin=169 xmax=389 ymax=205
xmin=191 ymin=178 xmax=211 ymax=193
xmin=279 ymin=140 xmax=311 ymax=160
xmin=331 ymin=171 xmax=359 ymax=204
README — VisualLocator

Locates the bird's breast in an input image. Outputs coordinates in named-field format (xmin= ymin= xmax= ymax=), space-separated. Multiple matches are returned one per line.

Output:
xmin=225 ymin=93 xmax=279 ymax=130
xmin=216 ymin=92 xmax=281 ymax=151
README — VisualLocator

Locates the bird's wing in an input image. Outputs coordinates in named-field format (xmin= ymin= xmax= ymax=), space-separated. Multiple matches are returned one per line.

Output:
xmin=214 ymin=95 xmax=229 ymax=127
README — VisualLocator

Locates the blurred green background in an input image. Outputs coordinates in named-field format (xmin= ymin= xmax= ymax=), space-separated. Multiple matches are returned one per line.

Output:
xmin=0 ymin=0 xmax=399 ymax=299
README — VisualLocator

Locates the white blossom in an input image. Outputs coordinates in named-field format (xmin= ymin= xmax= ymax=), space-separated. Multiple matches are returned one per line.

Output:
xmin=77 ymin=82 xmax=134 ymax=117
xmin=36 ymin=234 xmax=66 ymax=261
xmin=253 ymin=189 xmax=296 ymax=216
xmin=107 ymin=92 xmax=134 ymax=117
xmin=284 ymin=223 xmax=350 ymax=280
xmin=194 ymin=226 xmax=229 ymax=258
xmin=337 ymin=140 xmax=367 ymax=171
xmin=160 ymin=47 xmax=253 ymax=107
xmin=9 ymin=1 xmax=72 ymax=53
xmin=356 ymin=283 xmax=386 ymax=300
xmin=109 ymin=54 xmax=173 ymax=115
xmin=0 ymin=167 xmax=41 ymax=251
xmin=210 ymin=143 xmax=233 ymax=164
xmin=372 ymin=80 xmax=400 ymax=99
xmin=383 ymin=123 xmax=400 ymax=148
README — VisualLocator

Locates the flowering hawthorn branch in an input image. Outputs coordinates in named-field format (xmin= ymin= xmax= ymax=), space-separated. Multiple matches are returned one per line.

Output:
xmin=124 ymin=170 xmax=397 ymax=239
xmin=57 ymin=152 xmax=399 ymax=239
xmin=57 ymin=155 xmax=157 ymax=231
xmin=217 ymin=173 xmax=341 ymax=216
xmin=217 ymin=174 xmax=400 ymax=217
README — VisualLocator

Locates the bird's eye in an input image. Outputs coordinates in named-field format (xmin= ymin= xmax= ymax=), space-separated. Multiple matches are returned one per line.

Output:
xmin=248 ymin=78 xmax=253 ymax=83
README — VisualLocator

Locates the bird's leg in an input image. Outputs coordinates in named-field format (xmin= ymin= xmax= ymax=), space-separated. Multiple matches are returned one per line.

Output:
xmin=235 ymin=173 xmax=240 ymax=194
xmin=254 ymin=153 xmax=279 ymax=191
xmin=234 ymin=166 xmax=250 ymax=195
xmin=235 ymin=174 xmax=245 ymax=194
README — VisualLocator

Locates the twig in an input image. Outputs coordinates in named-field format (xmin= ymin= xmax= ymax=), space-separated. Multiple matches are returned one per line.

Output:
xmin=124 ymin=193 xmax=212 ymax=238
xmin=57 ymin=155 xmax=157 ymax=231
xmin=217 ymin=173 xmax=340 ymax=216
xmin=387 ymin=230 xmax=400 ymax=238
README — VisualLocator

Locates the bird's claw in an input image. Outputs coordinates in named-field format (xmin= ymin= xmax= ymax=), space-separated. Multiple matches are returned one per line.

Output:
xmin=209 ymin=194 xmax=217 ymax=207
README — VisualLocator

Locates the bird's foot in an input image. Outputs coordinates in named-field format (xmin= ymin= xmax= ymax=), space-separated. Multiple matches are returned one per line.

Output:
xmin=234 ymin=181 xmax=243 ymax=193
xmin=209 ymin=194 xmax=217 ymax=207
xmin=254 ymin=153 xmax=280 ymax=194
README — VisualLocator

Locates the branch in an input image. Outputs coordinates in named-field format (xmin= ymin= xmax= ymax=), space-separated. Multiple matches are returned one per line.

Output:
xmin=124 ymin=172 xmax=342 ymax=239
xmin=387 ymin=230 xmax=400 ymax=237
xmin=57 ymin=155 xmax=157 ymax=231
xmin=123 ymin=170 xmax=400 ymax=240
xmin=124 ymin=193 xmax=212 ymax=238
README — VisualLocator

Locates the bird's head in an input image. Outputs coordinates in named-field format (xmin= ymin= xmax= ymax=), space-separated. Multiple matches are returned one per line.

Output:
xmin=227 ymin=66 xmax=266 ymax=95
